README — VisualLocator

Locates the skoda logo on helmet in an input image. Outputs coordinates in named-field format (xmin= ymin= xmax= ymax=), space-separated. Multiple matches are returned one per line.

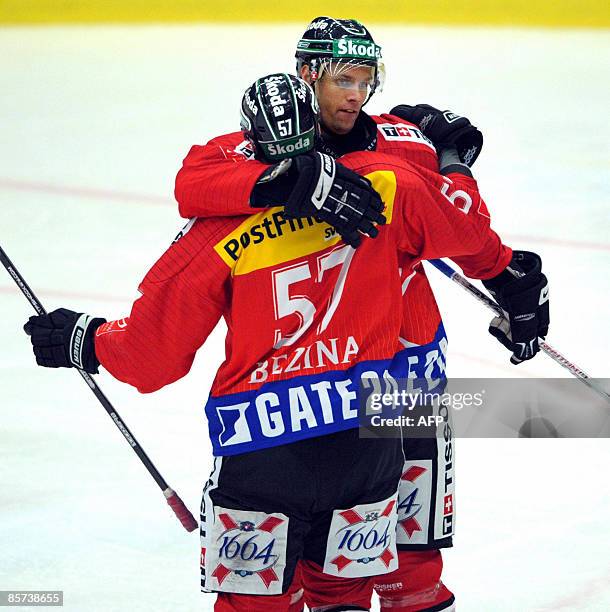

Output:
xmin=243 ymin=90 xmax=258 ymax=116
xmin=306 ymin=16 xmax=366 ymax=37
xmin=308 ymin=19 xmax=329 ymax=31
xmin=263 ymin=132 xmax=314 ymax=160
xmin=334 ymin=38 xmax=382 ymax=60
xmin=261 ymin=75 xmax=289 ymax=118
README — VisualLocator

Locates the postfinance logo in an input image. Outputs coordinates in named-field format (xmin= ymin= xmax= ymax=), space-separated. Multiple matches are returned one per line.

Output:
xmin=214 ymin=170 xmax=397 ymax=275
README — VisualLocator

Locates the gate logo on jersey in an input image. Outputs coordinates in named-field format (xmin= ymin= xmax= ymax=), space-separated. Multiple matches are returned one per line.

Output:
xmin=377 ymin=123 xmax=435 ymax=150
xmin=396 ymin=461 xmax=433 ymax=545
xmin=323 ymin=495 xmax=398 ymax=578
xmin=205 ymin=507 xmax=289 ymax=595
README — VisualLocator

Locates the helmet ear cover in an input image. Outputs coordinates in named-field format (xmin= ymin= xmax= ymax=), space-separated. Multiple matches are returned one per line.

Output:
xmin=240 ymin=73 xmax=319 ymax=163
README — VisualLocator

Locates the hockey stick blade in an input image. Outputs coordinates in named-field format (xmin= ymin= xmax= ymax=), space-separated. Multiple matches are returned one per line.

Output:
xmin=428 ymin=258 xmax=610 ymax=404
xmin=0 ymin=243 xmax=198 ymax=532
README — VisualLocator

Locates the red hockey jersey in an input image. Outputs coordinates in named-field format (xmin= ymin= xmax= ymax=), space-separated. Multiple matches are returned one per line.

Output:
xmin=174 ymin=114 xmax=489 ymax=346
xmin=95 ymin=152 xmax=511 ymax=456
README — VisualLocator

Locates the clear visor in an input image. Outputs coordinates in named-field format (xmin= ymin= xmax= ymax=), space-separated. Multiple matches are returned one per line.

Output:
xmin=316 ymin=59 xmax=385 ymax=98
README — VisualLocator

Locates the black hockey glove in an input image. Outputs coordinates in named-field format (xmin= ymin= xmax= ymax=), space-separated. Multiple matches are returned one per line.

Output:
xmin=252 ymin=153 xmax=386 ymax=248
xmin=482 ymin=251 xmax=550 ymax=364
xmin=24 ymin=308 xmax=106 ymax=373
xmin=390 ymin=103 xmax=483 ymax=167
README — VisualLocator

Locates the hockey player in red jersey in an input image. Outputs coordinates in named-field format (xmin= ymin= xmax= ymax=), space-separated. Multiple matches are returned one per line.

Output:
xmin=173 ymin=18 xmax=550 ymax=612
xmin=23 ymin=72 xmax=548 ymax=611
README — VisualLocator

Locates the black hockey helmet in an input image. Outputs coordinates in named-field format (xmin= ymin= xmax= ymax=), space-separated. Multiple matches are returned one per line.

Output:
xmin=295 ymin=16 xmax=385 ymax=102
xmin=240 ymin=73 xmax=319 ymax=162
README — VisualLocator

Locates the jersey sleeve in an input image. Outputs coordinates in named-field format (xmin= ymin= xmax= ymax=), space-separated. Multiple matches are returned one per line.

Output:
xmin=174 ymin=132 xmax=271 ymax=218
xmin=398 ymin=169 xmax=512 ymax=279
xmin=94 ymin=219 xmax=232 ymax=393
xmin=439 ymin=172 xmax=511 ymax=278
xmin=343 ymin=153 xmax=512 ymax=279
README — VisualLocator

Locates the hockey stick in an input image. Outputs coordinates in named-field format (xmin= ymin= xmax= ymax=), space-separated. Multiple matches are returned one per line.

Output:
xmin=428 ymin=258 xmax=610 ymax=404
xmin=1 ymin=244 xmax=198 ymax=532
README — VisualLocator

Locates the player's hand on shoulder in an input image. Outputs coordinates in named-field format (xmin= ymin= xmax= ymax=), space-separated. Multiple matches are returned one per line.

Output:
xmin=24 ymin=308 xmax=105 ymax=373
xmin=284 ymin=152 xmax=386 ymax=248
xmin=251 ymin=152 xmax=386 ymax=248
xmin=390 ymin=103 xmax=483 ymax=167
xmin=482 ymin=251 xmax=550 ymax=364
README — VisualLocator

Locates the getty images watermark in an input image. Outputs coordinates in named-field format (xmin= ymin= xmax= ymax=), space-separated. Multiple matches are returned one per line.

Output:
xmin=368 ymin=388 xmax=484 ymax=424
xmin=358 ymin=378 xmax=610 ymax=438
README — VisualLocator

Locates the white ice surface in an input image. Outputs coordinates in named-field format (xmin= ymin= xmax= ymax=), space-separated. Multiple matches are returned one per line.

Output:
xmin=1 ymin=24 xmax=609 ymax=611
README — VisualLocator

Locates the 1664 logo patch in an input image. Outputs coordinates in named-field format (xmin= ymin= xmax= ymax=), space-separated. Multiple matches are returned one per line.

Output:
xmin=323 ymin=495 xmax=398 ymax=577
xmin=396 ymin=460 xmax=433 ymax=545
xmin=205 ymin=507 xmax=289 ymax=595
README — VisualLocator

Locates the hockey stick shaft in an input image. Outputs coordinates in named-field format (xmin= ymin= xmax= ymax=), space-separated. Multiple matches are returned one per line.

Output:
xmin=0 ymin=244 xmax=197 ymax=532
xmin=428 ymin=258 xmax=610 ymax=403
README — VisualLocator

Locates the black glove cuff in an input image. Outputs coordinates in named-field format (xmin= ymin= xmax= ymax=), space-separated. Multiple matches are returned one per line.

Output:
xmin=70 ymin=315 xmax=105 ymax=374
xmin=483 ymin=251 xmax=542 ymax=295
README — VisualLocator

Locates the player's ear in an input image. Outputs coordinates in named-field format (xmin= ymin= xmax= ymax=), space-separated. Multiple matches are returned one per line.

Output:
xmin=299 ymin=64 xmax=312 ymax=83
